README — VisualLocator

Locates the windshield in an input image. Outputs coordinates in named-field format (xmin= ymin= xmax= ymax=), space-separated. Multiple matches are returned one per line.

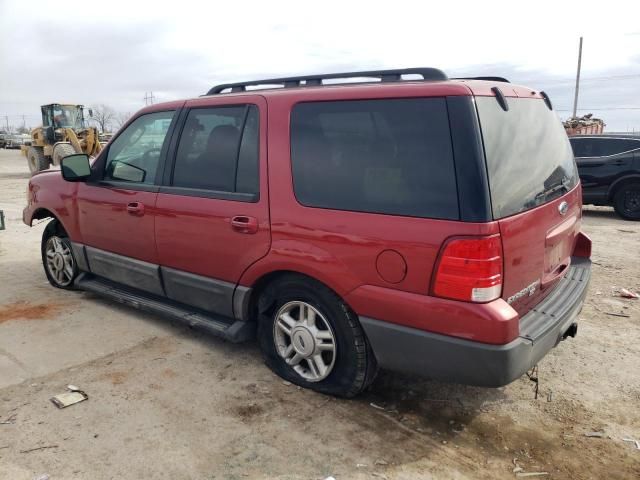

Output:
xmin=476 ymin=97 xmax=579 ymax=219
xmin=52 ymin=105 xmax=84 ymax=129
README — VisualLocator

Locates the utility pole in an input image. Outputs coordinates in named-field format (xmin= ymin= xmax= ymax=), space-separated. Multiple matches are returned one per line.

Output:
xmin=4 ymin=115 xmax=9 ymax=132
xmin=144 ymin=92 xmax=156 ymax=106
xmin=572 ymin=36 xmax=583 ymax=119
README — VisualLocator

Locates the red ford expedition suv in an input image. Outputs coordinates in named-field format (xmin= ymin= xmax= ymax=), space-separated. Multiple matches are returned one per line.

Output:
xmin=24 ymin=68 xmax=592 ymax=397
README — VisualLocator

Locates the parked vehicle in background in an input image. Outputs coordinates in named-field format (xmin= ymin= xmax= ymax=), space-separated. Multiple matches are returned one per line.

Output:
xmin=5 ymin=135 xmax=28 ymax=149
xmin=570 ymin=134 xmax=640 ymax=220
xmin=0 ymin=133 xmax=8 ymax=148
xmin=23 ymin=68 xmax=592 ymax=397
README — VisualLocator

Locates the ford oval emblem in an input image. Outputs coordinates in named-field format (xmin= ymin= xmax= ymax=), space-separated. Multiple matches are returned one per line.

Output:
xmin=558 ymin=201 xmax=569 ymax=216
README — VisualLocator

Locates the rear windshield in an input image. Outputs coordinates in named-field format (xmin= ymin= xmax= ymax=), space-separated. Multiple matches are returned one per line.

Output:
xmin=290 ymin=98 xmax=459 ymax=220
xmin=476 ymin=97 xmax=579 ymax=219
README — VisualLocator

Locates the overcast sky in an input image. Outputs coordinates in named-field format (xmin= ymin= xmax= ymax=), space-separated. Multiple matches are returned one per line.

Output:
xmin=1 ymin=0 xmax=639 ymax=132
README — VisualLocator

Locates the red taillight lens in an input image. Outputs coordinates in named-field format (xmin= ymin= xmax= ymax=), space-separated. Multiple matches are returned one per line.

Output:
xmin=432 ymin=235 xmax=503 ymax=302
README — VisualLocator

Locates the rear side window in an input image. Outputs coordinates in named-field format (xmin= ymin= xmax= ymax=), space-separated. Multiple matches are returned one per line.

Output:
xmin=569 ymin=138 xmax=594 ymax=157
xmin=290 ymin=98 xmax=459 ymax=219
xmin=477 ymin=97 xmax=579 ymax=219
xmin=570 ymin=137 xmax=640 ymax=157
xmin=172 ymin=105 xmax=259 ymax=194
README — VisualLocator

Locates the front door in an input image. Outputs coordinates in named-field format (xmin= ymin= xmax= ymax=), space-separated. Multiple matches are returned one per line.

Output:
xmin=154 ymin=97 xmax=270 ymax=318
xmin=76 ymin=109 xmax=177 ymax=294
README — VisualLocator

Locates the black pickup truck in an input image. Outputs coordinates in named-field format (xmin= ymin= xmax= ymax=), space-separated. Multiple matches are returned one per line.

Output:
xmin=570 ymin=134 xmax=640 ymax=220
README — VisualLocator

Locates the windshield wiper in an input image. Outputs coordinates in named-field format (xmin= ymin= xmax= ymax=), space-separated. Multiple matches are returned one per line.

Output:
xmin=535 ymin=176 xmax=571 ymax=202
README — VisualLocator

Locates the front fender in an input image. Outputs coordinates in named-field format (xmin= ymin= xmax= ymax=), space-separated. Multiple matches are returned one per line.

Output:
xmin=23 ymin=171 xmax=80 ymax=240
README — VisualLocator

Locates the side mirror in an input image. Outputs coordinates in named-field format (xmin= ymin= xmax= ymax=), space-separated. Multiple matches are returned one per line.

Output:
xmin=88 ymin=108 xmax=93 ymax=118
xmin=61 ymin=154 xmax=91 ymax=181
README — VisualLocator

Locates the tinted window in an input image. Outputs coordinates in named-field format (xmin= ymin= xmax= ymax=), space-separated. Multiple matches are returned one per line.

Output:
xmin=105 ymin=111 xmax=175 ymax=184
xmin=172 ymin=106 xmax=259 ymax=194
xmin=290 ymin=98 xmax=458 ymax=219
xmin=600 ymin=138 xmax=640 ymax=156
xmin=570 ymin=137 xmax=640 ymax=157
xmin=569 ymin=138 xmax=594 ymax=157
xmin=476 ymin=97 xmax=579 ymax=218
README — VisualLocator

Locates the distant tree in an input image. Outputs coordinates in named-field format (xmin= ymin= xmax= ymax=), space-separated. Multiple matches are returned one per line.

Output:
xmin=89 ymin=104 xmax=116 ymax=133
xmin=114 ymin=111 xmax=133 ymax=130
xmin=16 ymin=126 xmax=31 ymax=134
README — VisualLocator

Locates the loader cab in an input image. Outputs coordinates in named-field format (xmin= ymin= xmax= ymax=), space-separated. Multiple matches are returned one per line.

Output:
xmin=41 ymin=104 xmax=86 ymax=130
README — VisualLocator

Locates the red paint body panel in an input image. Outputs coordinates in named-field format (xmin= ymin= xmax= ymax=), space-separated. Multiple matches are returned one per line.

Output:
xmin=345 ymin=286 xmax=519 ymax=344
xmin=76 ymin=183 xmax=159 ymax=264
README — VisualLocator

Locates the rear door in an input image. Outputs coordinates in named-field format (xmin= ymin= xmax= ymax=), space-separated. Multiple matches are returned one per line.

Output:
xmin=154 ymin=96 xmax=270 ymax=318
xmin=476 ymin=96 xmax=582 ymax=314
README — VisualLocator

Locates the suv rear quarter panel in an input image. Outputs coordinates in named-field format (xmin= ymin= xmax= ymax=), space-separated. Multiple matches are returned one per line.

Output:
xmin=238 ymin=85 xmax=517 ymax=342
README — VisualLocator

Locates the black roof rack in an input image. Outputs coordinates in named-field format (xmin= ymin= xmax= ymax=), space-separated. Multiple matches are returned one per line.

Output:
xmin=206 ymin=67 xmax=448 ymax=95
xmin=453 ymin=76 xmax=510 ymax=83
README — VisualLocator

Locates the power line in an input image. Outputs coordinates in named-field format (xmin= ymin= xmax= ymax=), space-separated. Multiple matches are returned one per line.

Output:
xmin=555 ymin=107 xmax=640 ymax=111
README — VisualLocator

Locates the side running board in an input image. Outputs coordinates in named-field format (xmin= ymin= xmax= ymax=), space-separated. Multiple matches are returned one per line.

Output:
xmin=75 ymin=273 xmax=255 ymax=343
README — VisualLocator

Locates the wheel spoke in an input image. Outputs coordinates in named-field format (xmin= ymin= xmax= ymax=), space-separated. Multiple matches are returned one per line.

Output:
xmin=288 ymin=352 xmax=304 ymax=366
xmin=316 ymin=330 xmax=333 ymax=340
xmin=64 ymin=265 xmax=74 ymax=280
xmin=282 ymin=344 xmax=294 ymax=358
xmin=276 ymin=319 xmax=292 ymax=336
xmin=304 ymin=305 xmax=316 ymax=327
xmin=317 ymin=342 xmax=335 ymax=353
xmin=280 ymin=312 xmax=297 ymax=329
xmin=46 ymin=250 xmax=55 ymax=259
xmin=309 ymin=355 xmax=327 ymax=378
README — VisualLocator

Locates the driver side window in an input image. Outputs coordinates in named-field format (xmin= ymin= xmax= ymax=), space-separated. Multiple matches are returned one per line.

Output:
xmin=105 ymin=111 xmax=175 ymax=184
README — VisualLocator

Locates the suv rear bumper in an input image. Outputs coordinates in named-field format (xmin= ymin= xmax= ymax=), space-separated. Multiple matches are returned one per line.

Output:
xmin=360 ymin=256 xmax=591 ymax=387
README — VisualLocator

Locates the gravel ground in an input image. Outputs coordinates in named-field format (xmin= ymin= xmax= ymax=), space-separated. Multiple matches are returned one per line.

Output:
xmin=0 ymin=148 xmax=638 ymax=479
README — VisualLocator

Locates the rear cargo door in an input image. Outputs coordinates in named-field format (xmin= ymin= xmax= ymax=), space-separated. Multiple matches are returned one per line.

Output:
xmin=476 ymin=95 xmax=582 ymax=314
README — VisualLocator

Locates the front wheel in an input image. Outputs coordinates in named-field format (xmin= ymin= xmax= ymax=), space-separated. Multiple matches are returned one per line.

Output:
xmin=41 ymin=221 xmax=78 ymax=289
xmin=613 ymin=182 xmax=640 ymax=220
xmin=257 ymin=275 xmax=378 ymax=397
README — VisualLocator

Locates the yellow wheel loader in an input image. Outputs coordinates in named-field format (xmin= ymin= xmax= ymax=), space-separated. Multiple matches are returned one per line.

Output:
xmin=22 ymin=104 xmax=102 ymax=175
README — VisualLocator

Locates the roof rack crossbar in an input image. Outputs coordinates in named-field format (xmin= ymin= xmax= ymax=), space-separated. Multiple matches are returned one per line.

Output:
xmin=206 ymin=67 xmax=448 ymax=95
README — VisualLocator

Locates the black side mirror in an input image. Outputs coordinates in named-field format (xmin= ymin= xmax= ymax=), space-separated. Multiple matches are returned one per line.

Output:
xmin=61 ymin=154 xmax=91 ymax=181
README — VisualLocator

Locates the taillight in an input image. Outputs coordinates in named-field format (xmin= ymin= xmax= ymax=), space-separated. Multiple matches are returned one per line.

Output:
xmin=432 ymin=234 xmax=503 ymax=303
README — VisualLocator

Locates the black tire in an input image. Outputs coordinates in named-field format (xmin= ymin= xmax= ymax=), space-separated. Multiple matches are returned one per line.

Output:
xmin=52 ymin=143 xmax=77 ymax=166
xmin=613 ymin=182 xmax=640 ymax=220
xmin=41 ymin=220 xmax=78 ymax=290
xmin=27 ymin=146 xmax=49 ymax=175
xmin=257 ymin=274 xmax=378 ymax=397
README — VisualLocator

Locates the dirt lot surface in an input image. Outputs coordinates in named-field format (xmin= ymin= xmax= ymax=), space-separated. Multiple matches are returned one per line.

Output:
xmin=0 ymin=148 xmax=638 ymax=479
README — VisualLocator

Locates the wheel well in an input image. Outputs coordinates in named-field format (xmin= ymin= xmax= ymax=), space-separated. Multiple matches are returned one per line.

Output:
xmin=245 ymin=270 xmax=351 ymax=322
xmin=32 ymin=209 xmax=67 ymax=235
xmin=609 ymin=176 xmax=640 ymax=200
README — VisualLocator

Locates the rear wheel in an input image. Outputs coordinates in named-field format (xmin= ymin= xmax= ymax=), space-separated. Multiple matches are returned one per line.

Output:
xmin=613 ymin=182 xmax=640 ymax=220
xmin=52 ymin=143 xmax=77 ymax=166
xmin=27 ymin=146 xmax=49 ymax=175
xmin=41 ymin=220 xmax=78 ymax=289
xmin=257 ymin=274 xmax=378 ymax=397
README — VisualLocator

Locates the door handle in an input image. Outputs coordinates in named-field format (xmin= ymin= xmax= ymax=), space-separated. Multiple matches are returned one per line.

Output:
xmin=126 ymin=202 xmax=145 ymax=216
xmin=231 ymin=215 xmax=258 ymax=234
